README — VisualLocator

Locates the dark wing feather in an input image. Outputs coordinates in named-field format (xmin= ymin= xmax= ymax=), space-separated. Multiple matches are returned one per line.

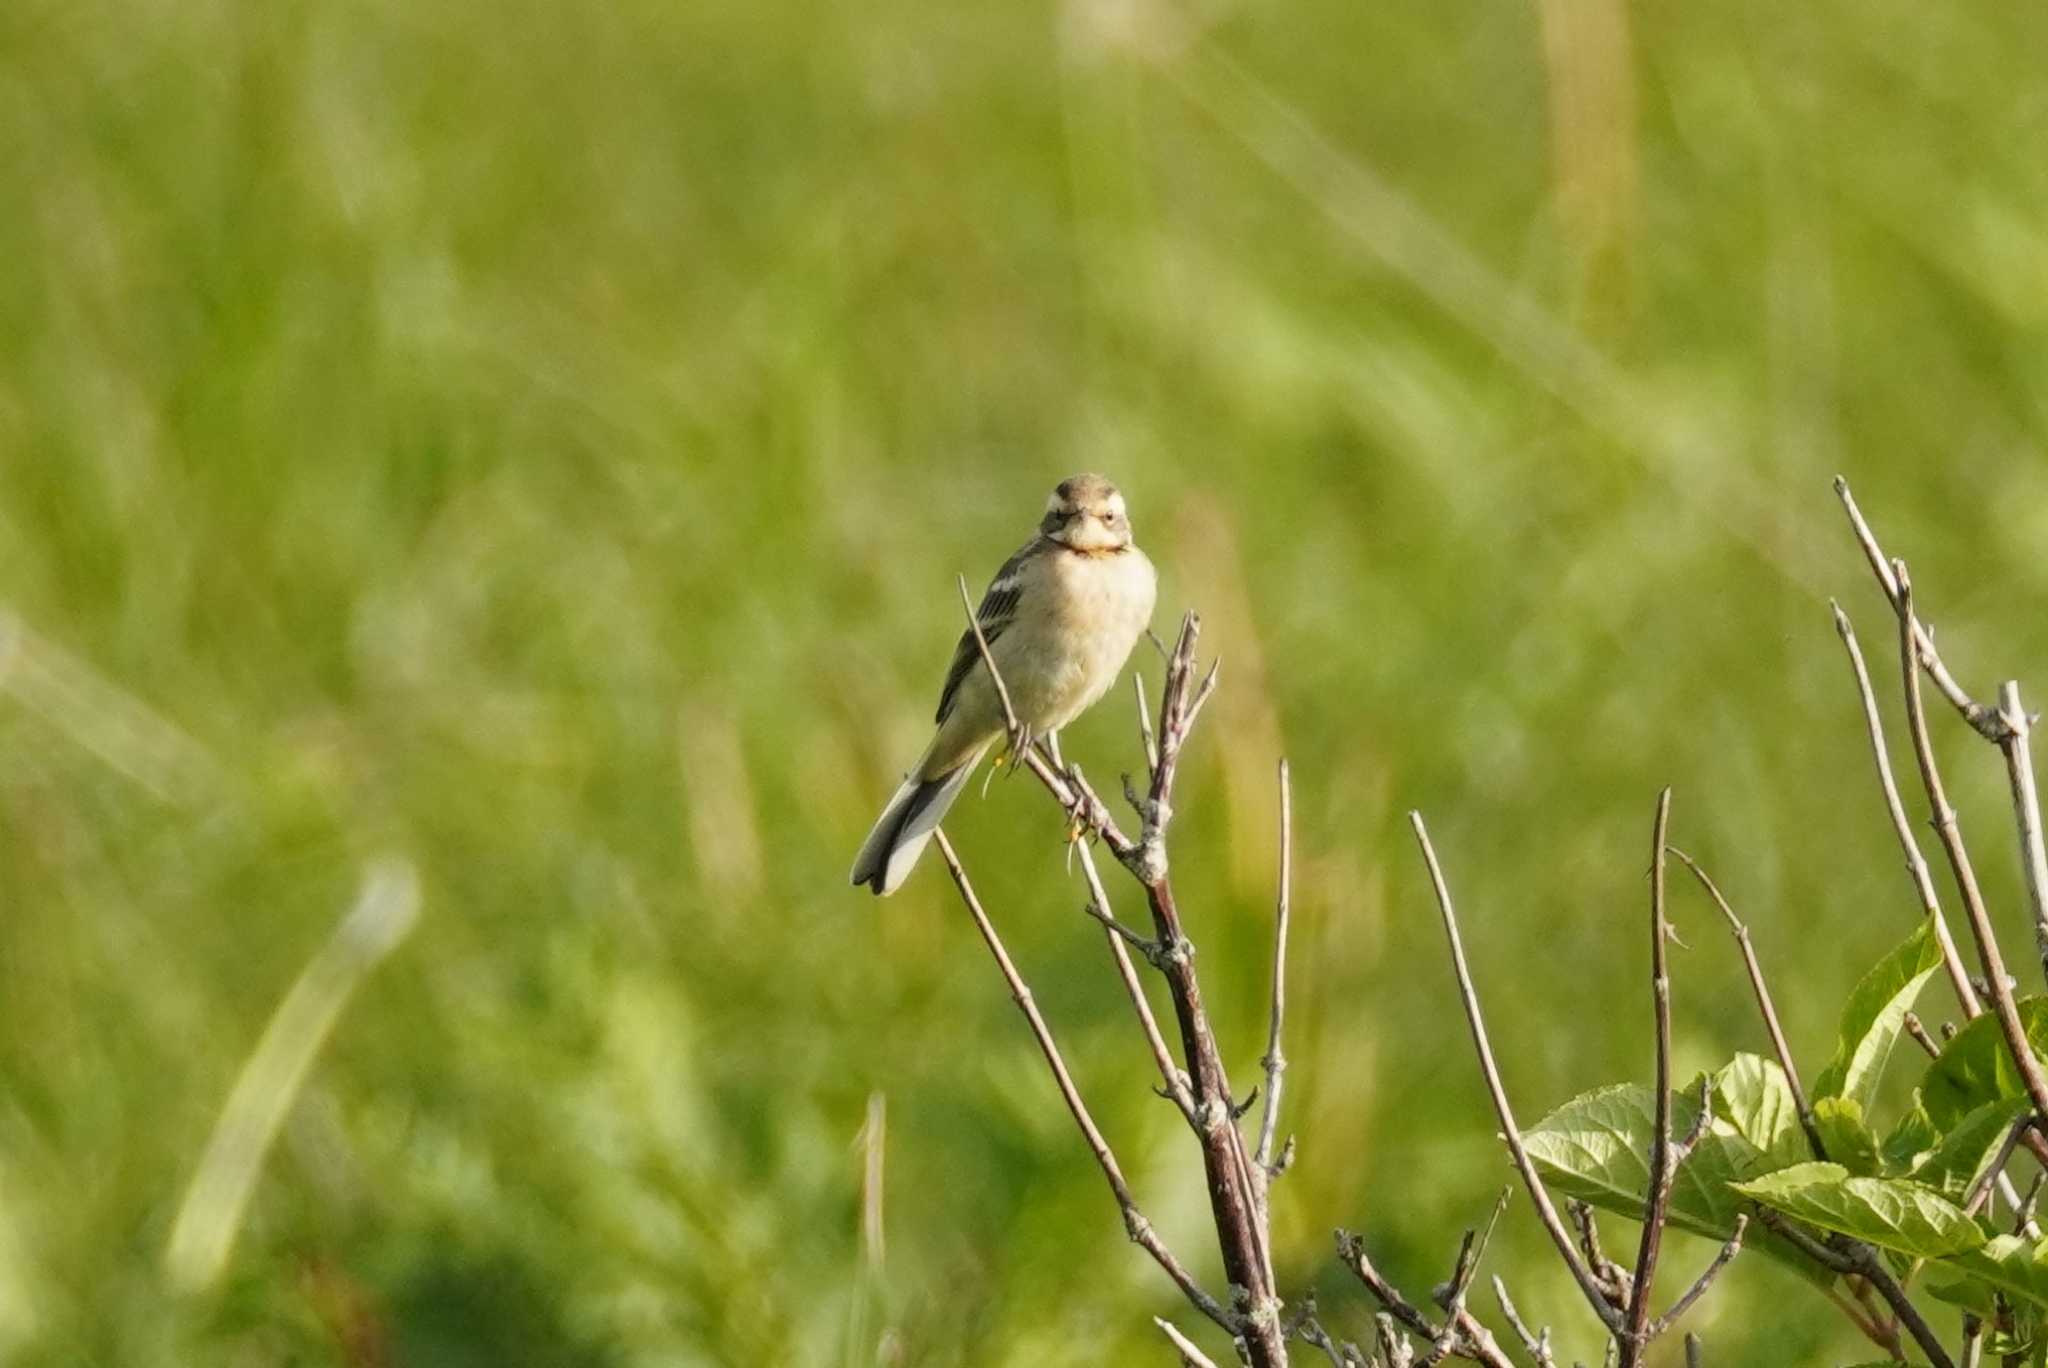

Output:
xmin=935 ymin=540 xmax=1037 ymax=723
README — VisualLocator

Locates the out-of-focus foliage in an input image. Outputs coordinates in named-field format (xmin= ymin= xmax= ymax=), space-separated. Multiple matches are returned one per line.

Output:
xmin=3 ymin=0 xmax=2048 ymax=1362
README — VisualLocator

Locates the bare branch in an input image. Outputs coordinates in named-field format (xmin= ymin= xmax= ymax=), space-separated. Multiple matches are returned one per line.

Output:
xmin=1256 ymin=758 xmax=1294 ymax=1178
xmin=931 ymin=830 xmax=1233 ymax=1333
xmin=1429 ymin=1188 xmax=1512 ymax=1364
xmin=1748 ymin=1210 xmax=1950 ymax=1366
xmin=1135 ymin=671 xmax=1159 ymax=777
xmin=1294 ymin=1303 xmax=1358 ymax=1368
xmin=1960 ymin=1314 xmax=1984 ymax=1368
xmin=1962 ymin=1119 xmax=2033 ymax=1220
xmin=1071 ymin=838 xmax=1196 ymax=1122
xmin=944 ymin=601 xmax=1282 ymax=1358
xmin=1491 ymin=1276 xmax=1557 ymax=1368
xmin=1995 ymin=680 xmax=2048 ymax=985
xmin=1903 ymin=1011 xmax=1942 ymax=1060
xmin=1667 ymin=847 xmax=1827 ymax=1161
xmin=1337 ymin=1230 xmax=1444 ymax=1345
xmin=1893 ymin=562 xmax=2048 ymax=1125
xmin=1834 ymin=477 xmax=2005 ymax=740
xmin=2014 ymin=1169 xmax=2046 ymax=1238
xmin=1156 ymin=1316 xmax=1224 ymax=1368
xmin=1648 ymin=1216 xmax=1746 ymax=1338
xmin=1622 ymin=789 xmax=1675 ymax=1363
xmin=1409 ymin=811 xmax=1625 ymax=1334
xmin=1335 ymin=1230 xmax=1515 ymax=1368
xmin=1831 ymin=601 xmax=1984 ymax=1017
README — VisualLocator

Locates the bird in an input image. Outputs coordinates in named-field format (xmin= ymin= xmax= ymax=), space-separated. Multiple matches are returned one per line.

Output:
xmin=851 ymin=474 xmax=1158 ymax=896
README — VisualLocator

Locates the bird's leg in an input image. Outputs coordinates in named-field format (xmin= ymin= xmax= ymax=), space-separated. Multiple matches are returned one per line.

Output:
xmin=1003 ymin=721 xmax=1034 ymax=778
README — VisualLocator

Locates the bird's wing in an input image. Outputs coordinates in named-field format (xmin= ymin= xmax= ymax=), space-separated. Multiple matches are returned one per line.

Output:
xmin=935 ymin=539 xmax=1038 ymax=724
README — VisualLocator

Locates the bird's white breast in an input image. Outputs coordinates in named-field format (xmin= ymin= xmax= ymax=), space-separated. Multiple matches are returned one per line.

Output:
xmin=997 ymin=546 xmax=1157 ymax=733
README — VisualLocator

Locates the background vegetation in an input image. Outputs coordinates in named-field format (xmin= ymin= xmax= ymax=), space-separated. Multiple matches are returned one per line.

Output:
xmin=4 ymin=0 xmax=2047 ymax=1361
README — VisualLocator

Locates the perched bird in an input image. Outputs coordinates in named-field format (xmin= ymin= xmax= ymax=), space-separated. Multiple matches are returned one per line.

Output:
xmin=851 ymin=474 xmax=1158 ymax=895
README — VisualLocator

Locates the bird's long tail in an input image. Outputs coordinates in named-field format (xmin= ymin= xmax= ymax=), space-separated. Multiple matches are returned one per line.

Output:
xmin=850 ymin=742 xmax=993 ymax=896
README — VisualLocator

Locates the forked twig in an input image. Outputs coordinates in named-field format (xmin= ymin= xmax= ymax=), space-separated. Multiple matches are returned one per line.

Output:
xmin=1491 ymin=1277 xmax=1557 ymax=1368
xmin=1894 ymin=562 xmax=2048 ymax=1125
xmin=1621 ymin=790 xmax=1676 ymax=1364
xmin=1834 ymin=478 xmax=2005 ymax=741
xmin=931 ymin=830 xmax=1232 ymax=1333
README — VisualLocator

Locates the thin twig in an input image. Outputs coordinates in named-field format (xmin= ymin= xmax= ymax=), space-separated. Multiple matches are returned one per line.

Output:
xmin=1337 ymin=1231 xmax=1444 ymax=1345
xmin=1834 ymin=477 xmax=2005 ymax=740
xmin=1961 ymin=1314 xmax=1984 ymax=1368
xmin=931 ymin=830 xmax=1233 ymax=1332
xmin=1429 ymin=1188 xmax=1512 ymax=1364
xmin=1135 ymin=671 xmax=1159 ymax=777
xmin=1667 ymin=847 xmax=1828 ymax=1161
xmin=1995 ymin=680 xmax=2048 ymax=987
xmin=1894 ymin=562 xmax=2048 ymax=1125
xmin=1648 ymin=1216 xmax=1746 ymax=1338
xmin=1156 ymin=1316 xmax=1224 ymax=1368
xmin=1335 ymin=1231 xmax=1515 ymax=1368
xmin=2015 ymin=1170 xmax=2046 ymax=1237
xmin=1684 ymin=1335 xmax=1703 ymax=1368
xmin=1569 ymin=1200 xmax=1628 ymax=1306
xmin=1832 ymin=601 xmax=1984 ymax=1017
xmin=1491 ymin=1277 xmax=1557 ymax=1368
xmin=1295 ymin=1307 xmax=1354 ymax=1368
xmin=1072 ymin=838 xmax=1196 ymax=1122
xmin=1964 ymin=1119 xmax=2033 ymax=1220
xmin=1256 ymin=759 xmax=1294 ymax=1179
xmin=1410 ymin=812 xmax=1625 ymax=1334
xmin=1903 ymin=1011 xmax=1942 ymax=1060
xmin=1622 ymin=789 xmax=1675 ymax=1364
xmin=1749 ymin=1211 xmax=1950 ymax=1367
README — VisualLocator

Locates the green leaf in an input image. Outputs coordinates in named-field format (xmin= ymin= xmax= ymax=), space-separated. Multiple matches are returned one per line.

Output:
xmin=1882 ymin=1094 xmax=1941 ymax=1174
xmin=1811 ymin=1097 xmax=1881 ymax=1176
xmin=1924 ymin=997 xmax=2048 ymax=1131
xmin=1812 ymin=921 xmax=1942 ymax=1111
xmin=1932 ymin=1234 xmax=2048 ymax=1312
xmin=1524 ymin=1083 xmax=1834 ymax=1283
xmin=1911 ymin=1095 xmax=2032 ymax=1200
xmin=1714 ymin=1053 xmax=1810 ymax=1170
xmin=1732 ymin=1161 xmax=1986 ymax=1258
xmin=1525 ymin=1084 xmax=1748 ymax=1239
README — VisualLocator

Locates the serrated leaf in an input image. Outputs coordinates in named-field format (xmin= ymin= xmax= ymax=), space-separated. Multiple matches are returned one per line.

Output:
xmin=1811 ymin=1097 xmax=1881 ymax=1176
xmin=1525 ymin=1084 xmax=1748 ymax=1238
xmin=1882 ymin=1094 xmax=1941 ymax=1175
xmin=1732 ymin=1161 xmax=1986 ymax=1258
xmin=1714 ymin=1053 xmax=1810 ymax=1170
xmin=1813 ymin=921 xmax=1942 ymax=1111
xmin=1932 ymin=1234 xmax=2048 ymax=1313
xmin=1524 ymin=1083 xmax=1833 ymax=1283
xmin=1911 ymin=1095 xmax=2032 ymax=1200
xmin=1923 ymin=997 xmax=2048 ymax=1131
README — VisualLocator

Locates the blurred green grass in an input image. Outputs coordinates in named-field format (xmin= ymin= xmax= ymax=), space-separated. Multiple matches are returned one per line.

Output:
xmin=5 ymin=0 xmax=2048 ymax=1362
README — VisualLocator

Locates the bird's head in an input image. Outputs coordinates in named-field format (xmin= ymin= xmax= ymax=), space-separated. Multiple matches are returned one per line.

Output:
xmin=1040 ymin=473 xmax=1133 ymax=553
